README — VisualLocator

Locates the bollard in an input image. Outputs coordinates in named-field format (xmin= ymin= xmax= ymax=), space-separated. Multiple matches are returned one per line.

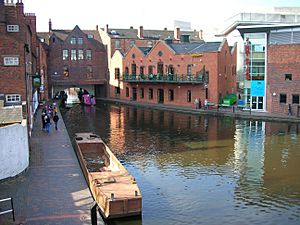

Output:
xmin=91 ymin=202 xmax=98 ymax=225
xmin=232 ymin=106 xmax=235 ymax=113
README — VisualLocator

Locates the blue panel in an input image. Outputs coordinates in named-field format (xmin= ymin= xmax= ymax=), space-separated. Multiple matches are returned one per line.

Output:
xmin=251 ymin=80 xmax=265 ymax=96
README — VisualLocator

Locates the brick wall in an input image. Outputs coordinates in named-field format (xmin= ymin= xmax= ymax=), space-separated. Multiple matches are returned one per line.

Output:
xmin=267 ymin=44 xmax=300 ymax=114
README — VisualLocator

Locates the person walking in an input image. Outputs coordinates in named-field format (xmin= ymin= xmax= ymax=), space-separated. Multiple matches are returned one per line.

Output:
xmin=41 ymin=111 xmax=46 ymax=130
xmin=53 ymin=112 xmax=59 ymax=130
xmin=45 ymin=114 xmax=51 ymax=133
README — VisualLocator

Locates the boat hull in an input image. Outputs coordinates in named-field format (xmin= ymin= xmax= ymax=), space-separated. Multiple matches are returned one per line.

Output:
xmin=74 ymin=133 xmax=142 ymax=219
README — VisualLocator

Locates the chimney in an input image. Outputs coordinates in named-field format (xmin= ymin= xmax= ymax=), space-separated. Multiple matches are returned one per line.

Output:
xmin=105 ymin=24 xmax=108 ymax=33
xmin=174 ymin=27 xmax=180 ymax=40
xmin=199 ymin=29 xmax=203 ymax=40
xmin=130 ymin=26 xmax=133 ymax=29
xmin=96 ymin=25 xmax=98 ymax=31
xmin=16 ymin=0 xmax=24 ymax=17
xmin=48 ymin=18 xmax=52 ymax=33
xmin=138 ymin=26 xmax=143 ymax=39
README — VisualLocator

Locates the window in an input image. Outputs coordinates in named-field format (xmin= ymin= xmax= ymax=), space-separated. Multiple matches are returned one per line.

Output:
xmin=70 ymin=37 xmax=76 ymax=44
xmin=4 ymin=56 xmax=19 ymax=66
xmin=168 ymin=89 xmax=174 ymax=101
xmin=158 ymin=51 xmax=163 ymax=57
xmin=140 ymin=66 xmax=144 ymax=75
xmin=187 ymin=65 xmax=192 ymax=76
xmin=126 ymin=87 xmax=129 ymax=97
xmin=147 ymin=41 xmax=153 ymax=47
xmin=115 ymin=87 xmax=120 ymax=97
xmin=77 ymin=38 xmax=83 ymax=45
xmin=78 ymin=49 xmax=84 ymax=60
xmin=115 ymin=40 xmax=121 ymax=49
xmin=140 ymin=88 xmax=144 ymax=99
xmin=115 ymin=68 xmax=120 ymax=79
xmin=71 ymin=49 xmax=77 ymax=60
xmin=148 ymin=65 xmax=153 ymax=74
xmin=6 ymin=94 xmax=21 ymax=103
xmin=292 ymin=94 xmax=299 ymax=104
xmin=285 ymin=73 xmax=292 ymax=80
xmin=87 ymin=66 xmax=93 ymax=78
xmin=87 ymin=34 xmax=94 ymax=39
xmin=130 ymin=40 xmax=135 ymax=47
xmin=187 ymin=90 xmax=192 ymax=102
xmin=62 ymin=50 xmax=69 ymax=60
xmin=280 ymin=94 xmax=287 ymax=104
xmin=86 ymin=50 xmax=92 ymax=60
xmin=125 ymin=67 xmax=129 ymax=75
xmin=7 ymin=25 xmax=19 ymax=32
xmin=148 ymin=88 xmax=153 ymax=100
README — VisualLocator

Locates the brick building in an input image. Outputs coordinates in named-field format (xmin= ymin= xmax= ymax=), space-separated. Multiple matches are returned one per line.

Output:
xmin=116 ymin=38 xmax=236 ymax=108
xmin=38 ymin=22 xmax=108 ymax=101
xmin=0 ymin=0 xmax=40 ymax=132
xmin=99 ymin=25 xmax=204 ymax=98
xmin=238 ymin=24 xmax=300 ymax=115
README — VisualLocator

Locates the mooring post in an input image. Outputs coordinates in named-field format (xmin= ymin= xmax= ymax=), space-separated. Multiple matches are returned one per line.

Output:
xmin=91 ymin=201 xmax=97 ymax=225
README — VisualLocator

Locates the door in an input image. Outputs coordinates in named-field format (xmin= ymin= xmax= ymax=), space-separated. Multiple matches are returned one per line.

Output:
xmin=132 ymin=88 xmax=137 ymax=101
xmin=157 ymin=89 xmax=164 ymax=104
xmin=251 ymin=96 xmax=263 ymax=110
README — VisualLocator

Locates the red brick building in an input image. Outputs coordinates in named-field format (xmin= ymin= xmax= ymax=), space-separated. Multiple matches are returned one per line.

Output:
xmin=115 ymin=38 xmax=236 ymax=108
xmin=38 ymin=22 xmax=108 ymax=100
xmin=0 ymin=0 xmax=40 ymax=131
xmin=238 ymin=24 xmax=300 ymax=115
xmin=99 ymin=25 xmax=204 ymax=98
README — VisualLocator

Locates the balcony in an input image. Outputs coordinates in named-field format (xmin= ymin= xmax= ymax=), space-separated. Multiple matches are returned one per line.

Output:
xmin=122 ymin=74 xmax=206 ymax=84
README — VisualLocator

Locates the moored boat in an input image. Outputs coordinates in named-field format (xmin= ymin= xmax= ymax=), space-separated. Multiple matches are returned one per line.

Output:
xmin=74 ymin=133 xmax=142 ymax=219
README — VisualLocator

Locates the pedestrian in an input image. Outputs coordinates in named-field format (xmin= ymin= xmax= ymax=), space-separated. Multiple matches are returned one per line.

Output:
xmin=204 ymin=99 xmax=208 ymax=110
xmin=288 ymin=104 xmax=292 ymax=116
xmin=53 ymin=112 xmax=59 ymax=130
xmin=194 ymin=98 xmax=199 ymax=109
xmin=41 ymin=112 xmax=46 ymax=130
xmin=45 ymin=114 xmax=51 ymax=133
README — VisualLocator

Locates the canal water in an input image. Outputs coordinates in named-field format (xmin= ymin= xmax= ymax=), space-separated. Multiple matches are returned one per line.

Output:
xmin=61 ymin=101 xmax=300 ymax=225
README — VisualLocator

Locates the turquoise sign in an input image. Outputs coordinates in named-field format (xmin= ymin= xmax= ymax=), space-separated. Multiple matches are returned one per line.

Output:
xmin=251 ymin=80 xmax=265 ymax=96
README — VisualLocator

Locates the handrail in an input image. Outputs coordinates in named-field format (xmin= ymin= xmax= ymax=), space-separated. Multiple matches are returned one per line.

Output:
xmin=0 ymin=197 xmax=15 ymax=221
xmin=122 ymin=73 xmax=207 ymax=83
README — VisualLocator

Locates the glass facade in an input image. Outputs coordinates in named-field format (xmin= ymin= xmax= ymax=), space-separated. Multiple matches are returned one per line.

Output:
xmin=244 ymin=33 xmax=266 ymax=110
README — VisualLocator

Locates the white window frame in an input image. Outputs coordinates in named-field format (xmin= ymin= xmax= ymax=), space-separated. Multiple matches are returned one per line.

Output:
xmin=71 ymin=49 xmax=77 ymax=60
xmin=77 ymin=38 xmax=83 ymax=45
xmin=70 ymin=37 xmax=76 ymax=45
xmin=78 ymin=49 xmax=84 ymax=60
xmin=3 ymin=56 xmax=19 ymax=66
xmin=62 ymin=49 xmax=69 ymax=60
xmin=7 ymin=25 xmax=19 ymax=32
xmin=86 ymin=49 xmax=92 ymax=60
xmin=6 ymin=94 xmax=21 ymax=103
xmin=87 ymin=34 xmax=94 ymax=39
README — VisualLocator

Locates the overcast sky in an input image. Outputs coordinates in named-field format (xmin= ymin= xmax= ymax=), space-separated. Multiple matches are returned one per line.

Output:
xmin=22 ymin=0 xmax=300 ymax=34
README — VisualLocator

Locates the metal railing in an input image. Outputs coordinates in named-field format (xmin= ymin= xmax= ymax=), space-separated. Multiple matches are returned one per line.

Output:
xmin=0 ymin=197 xmax=15 ymax=221
xmin=122 ymin=73 xmax=207 ymax=84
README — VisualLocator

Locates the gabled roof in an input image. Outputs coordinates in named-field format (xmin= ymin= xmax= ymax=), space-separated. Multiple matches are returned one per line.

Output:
xmin=37 ymin=27 xmax=103 ymax=45
xmin=104 ymin=28 xmax=202 ymax=42
xmin=168 ymin=42 xmax=222 ymax=54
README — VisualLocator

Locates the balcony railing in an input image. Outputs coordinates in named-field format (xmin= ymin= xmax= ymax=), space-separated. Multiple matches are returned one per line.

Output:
xmin=122 ymin=73 xmax=206 ymax=83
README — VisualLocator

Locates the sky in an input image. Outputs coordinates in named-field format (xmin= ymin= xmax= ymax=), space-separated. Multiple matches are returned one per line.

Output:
xmin=22 ymin=0 xmax=300 ymax=35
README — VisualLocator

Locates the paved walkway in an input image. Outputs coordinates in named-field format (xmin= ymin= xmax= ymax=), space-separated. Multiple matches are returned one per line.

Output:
xmin=101 ymin=98 xmax=300 ymax=123
xmin=0 ymin=107 xmax=99 ymax=225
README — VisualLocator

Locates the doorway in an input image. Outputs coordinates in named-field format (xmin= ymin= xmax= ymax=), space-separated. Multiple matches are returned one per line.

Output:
xmin=251 ymin=96 xmax=263 ymax=110
xmin=157 ymin=89 xmax=164 ymax=104
xmin=132 ymin=87 xmax=137 ymax=101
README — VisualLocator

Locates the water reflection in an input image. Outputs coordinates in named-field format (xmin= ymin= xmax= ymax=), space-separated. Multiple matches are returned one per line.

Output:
xmin=61 ymin=102 xmax=300 ymax=225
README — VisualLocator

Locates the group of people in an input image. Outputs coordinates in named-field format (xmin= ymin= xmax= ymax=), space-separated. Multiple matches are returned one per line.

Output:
xmin=41 ymin=103 xmax=59 ymax=133
xmin=194 ymin=98 xmax=209 ymax=110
